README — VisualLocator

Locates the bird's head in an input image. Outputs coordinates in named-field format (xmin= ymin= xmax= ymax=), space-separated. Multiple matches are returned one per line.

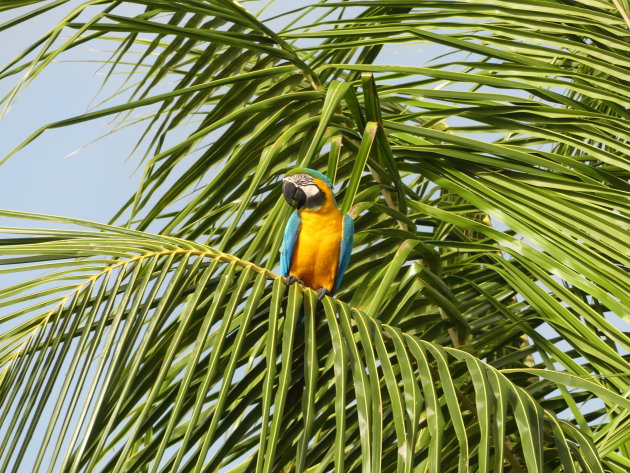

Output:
xmin=282 ymin=168 xmax=335 ymax=211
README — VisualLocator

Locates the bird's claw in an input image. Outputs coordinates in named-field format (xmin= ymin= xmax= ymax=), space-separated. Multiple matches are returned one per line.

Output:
xmin=286 ymin=275 xmax=304 ymax=286
xmin=285 ymin=278 xmax=331 ymax=300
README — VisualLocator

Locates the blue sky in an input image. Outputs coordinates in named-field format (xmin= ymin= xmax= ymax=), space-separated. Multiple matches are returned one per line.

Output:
xmin=0 ymin=1 xmax=142 ymax=223
xmin=0 ymin=2 xmax=627 ymax=471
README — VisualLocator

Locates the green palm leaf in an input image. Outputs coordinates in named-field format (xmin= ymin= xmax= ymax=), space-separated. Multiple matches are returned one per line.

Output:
xmin=1 ymin=213 xmax=626 ymax=472
xmin=0 ymin=1 xmax=629 ymax=472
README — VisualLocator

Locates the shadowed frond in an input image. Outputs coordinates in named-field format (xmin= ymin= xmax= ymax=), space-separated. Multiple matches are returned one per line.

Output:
xmin=0 ymin=0 xmax=629 ymax=472
xmin=0 ymin=213 xmax=627 ymax=472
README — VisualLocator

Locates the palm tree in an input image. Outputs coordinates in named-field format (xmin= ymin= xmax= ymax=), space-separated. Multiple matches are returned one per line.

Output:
xmin=0 ymin=0 xmax=628 ymax=472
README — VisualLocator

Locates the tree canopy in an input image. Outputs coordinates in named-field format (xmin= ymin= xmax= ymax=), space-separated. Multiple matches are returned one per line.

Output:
xmin=0 ymin=1 xmax=628 ymax=472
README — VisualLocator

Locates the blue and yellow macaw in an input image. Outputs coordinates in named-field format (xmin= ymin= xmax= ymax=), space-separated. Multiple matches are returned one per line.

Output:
xmin=280 ymin=168 xmax=353 ymax=300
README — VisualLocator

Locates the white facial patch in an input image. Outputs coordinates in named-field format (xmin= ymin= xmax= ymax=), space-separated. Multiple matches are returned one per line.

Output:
xmin=302 ymin=183 xmax=321 ymax=198
xmin=284 ymin=174 xmax=320 ymax=197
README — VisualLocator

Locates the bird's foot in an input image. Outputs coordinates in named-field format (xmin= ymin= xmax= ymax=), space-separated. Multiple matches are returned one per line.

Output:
xmin=316 ymin=288 xmax=331 ymax=300
xmin=285 ymin=275 xmax=305 ymax=286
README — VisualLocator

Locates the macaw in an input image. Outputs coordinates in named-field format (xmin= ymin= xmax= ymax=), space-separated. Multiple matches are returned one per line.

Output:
xmin=280 ymin=168 xmax=354 ymax=300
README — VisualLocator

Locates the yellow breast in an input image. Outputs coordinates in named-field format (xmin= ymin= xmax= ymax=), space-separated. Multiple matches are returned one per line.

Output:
xmin=289 ymin=181 xmax=343 ymax=292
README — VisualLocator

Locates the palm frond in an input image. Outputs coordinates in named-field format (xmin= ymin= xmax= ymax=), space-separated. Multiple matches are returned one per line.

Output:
xmin=0 ymin=0 xmax=629 ymax=471
xmin=0 ymin=213 xmax=627 ymax=472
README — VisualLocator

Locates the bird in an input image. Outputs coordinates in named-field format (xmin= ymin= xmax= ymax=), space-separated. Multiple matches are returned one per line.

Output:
xmin=280 ymin=168 xmax=354 ymax=300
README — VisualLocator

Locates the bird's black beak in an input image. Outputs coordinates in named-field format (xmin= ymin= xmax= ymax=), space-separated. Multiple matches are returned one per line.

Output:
xmin=282 ymin=180 xmax=306 ymax=209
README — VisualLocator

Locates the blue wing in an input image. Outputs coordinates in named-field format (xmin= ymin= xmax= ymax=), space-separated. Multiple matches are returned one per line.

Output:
xmin=280 ymin=211 xmax=301 ymax=276
xmin=334 ymin=213 xmax=354 ymax=292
